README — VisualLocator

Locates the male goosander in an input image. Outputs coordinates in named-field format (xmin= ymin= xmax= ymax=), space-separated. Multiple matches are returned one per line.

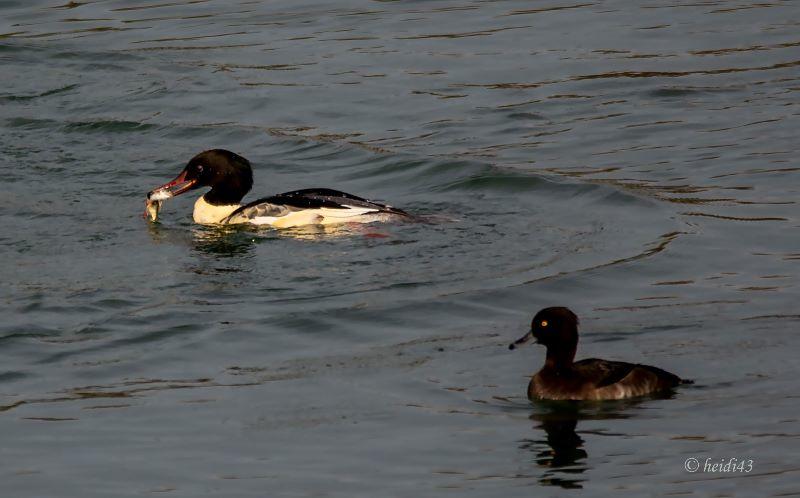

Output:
xmin=146 ymin=149 xmax=411 ymax=227
xmin=509 ymin=307 xmax=690 ymax=401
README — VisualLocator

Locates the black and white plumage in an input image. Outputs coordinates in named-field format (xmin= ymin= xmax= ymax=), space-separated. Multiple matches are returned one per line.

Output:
xmin=221 ymin=188 xmax=410 ymax=226
xmin=146 ymin=150 xmax=411 ymax=227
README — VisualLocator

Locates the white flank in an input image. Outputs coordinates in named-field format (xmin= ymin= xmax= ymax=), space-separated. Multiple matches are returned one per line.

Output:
xmin=246 ymin=207 xmax=382 ymax=227
xmin=191 ymin=197 xmax=392 ymax=227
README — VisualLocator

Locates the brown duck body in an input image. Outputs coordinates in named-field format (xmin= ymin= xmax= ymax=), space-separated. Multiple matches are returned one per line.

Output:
xmin=528 ymin=358 xmax=682 ymax=401
xmin=511 ymin=307 xmax=688 ymax=401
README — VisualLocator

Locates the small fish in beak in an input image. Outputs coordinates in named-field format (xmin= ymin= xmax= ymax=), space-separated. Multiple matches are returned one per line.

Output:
xmin=143 ymin=198 xmax=162 ymax=222
xmin=147 ymin=169 xmax=198 ymax=201
xmin=144 ymin=168 xmax=200 ymax=221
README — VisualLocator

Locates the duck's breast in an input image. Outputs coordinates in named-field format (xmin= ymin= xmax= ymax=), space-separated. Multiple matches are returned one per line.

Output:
xmin=193 ymin=196 xmax=240 ymax=224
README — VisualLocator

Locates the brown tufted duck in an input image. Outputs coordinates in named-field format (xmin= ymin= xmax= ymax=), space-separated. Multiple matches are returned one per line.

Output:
xmin=509 ymin=307 xmax=690 ymax=401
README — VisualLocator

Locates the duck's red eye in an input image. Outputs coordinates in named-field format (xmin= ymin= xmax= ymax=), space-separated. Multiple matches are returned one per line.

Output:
xmin=541 ymin=320 xmax=548 ymax=327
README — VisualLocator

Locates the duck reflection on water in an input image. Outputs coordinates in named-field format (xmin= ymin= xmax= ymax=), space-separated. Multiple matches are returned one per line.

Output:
xmin=520 ymin=396 xmax=675 ymax=489
xmin=519 ymin=402 xmax=590 ymax=489
xmin=145 ymin=217 xmax=395 ymax=258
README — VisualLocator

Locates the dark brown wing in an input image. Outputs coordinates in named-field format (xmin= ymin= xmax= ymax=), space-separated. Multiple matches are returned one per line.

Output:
xmin=573 ymin=359 xmax=637 ymax=387
xmin=630 ymin=363 xmax=683 ymax=386
xmin=574 ymin=358 xmax=683 ymax=389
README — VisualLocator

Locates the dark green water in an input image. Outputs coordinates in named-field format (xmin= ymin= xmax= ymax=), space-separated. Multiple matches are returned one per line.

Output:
xmin=1 ymin=1 xmax=798 ymax=496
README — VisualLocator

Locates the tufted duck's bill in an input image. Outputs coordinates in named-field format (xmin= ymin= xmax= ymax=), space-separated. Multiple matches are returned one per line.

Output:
xmin=509 ymin=330 xmax=534 ymax=350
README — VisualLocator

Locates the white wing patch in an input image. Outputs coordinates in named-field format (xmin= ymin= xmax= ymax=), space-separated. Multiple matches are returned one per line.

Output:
xmin=317 ymin=205 xmax=379 ymax=222
xmin=265 ymin=210 xmax=324 ymax=228
xmin=222 ymin=198 xmax=398 ymax=228
xmin=233 ymin=205 xmax=382 ymax=228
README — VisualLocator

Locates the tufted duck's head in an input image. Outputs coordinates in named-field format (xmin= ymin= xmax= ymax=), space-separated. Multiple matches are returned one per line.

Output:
xmin=509 ymin=307 xmax=580 ymax=366
xmin=510 ymin=307 xmax=578 ymax=348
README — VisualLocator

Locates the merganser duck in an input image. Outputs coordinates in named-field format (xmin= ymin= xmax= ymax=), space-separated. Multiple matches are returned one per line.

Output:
xmin=509 ymin=307 xmax=690 ymax=401
xmin=146 ymin=149 xmax=411 ymax=227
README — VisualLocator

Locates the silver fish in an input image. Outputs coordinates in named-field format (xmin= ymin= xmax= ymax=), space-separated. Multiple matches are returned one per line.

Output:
xmin=144 ymin=198 xmax=162 ymax=222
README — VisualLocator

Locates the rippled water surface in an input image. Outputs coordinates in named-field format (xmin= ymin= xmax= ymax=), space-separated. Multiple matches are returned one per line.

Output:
xmin=1 ymin=1 xmax=799 ymax=496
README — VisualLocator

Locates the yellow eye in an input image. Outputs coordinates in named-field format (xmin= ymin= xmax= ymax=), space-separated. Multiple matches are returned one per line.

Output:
xmin=541 ymin=320 xmax=548 ymax=327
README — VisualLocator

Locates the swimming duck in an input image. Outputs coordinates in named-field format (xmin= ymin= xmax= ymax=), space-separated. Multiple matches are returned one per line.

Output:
xmin=509 ymin=307 xmax=689 ymax=401
xmin=146 ymin=149 xmax=411 ymax=227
